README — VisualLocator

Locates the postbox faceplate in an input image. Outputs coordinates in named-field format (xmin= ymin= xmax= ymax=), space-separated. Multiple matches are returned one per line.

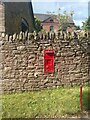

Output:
xmin=44 ymin=50 xmax=54 ymax=73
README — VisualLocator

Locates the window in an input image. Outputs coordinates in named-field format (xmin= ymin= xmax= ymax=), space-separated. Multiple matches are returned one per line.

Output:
xmin=50 ymin=26 xmax=54 ymax=31
xmin=21 ymin=18 xmax=29 ymax=32
xmin=50 ymin=19 xmax=53 ymax=22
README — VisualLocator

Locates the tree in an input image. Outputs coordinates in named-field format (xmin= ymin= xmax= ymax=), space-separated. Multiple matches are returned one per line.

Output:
xmin=82 ymin=17 xmax=90 ymax=30
xmin=76 ymin=25 xmax=81 ymax=30
xmin=34 ymin=16 xmax=42 ymax=32
xmin=57 ymin=8 xmax=74 ymax=31
xmin=86 ymin=16 xmax=90 ymax=30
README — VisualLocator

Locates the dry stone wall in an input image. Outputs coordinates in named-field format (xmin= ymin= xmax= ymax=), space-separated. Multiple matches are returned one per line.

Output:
xmin=0 ymin=31 xmax=90 ymax=93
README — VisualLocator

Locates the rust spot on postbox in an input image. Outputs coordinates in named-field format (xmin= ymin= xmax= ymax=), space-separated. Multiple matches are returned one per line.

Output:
xmin=44 ymin=50 xmax=54 ymax=73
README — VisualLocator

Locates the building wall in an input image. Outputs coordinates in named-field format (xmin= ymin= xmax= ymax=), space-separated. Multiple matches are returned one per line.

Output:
xmin=42 ymin=22 xmax=59 ymax=32
xmin=41 ymin=17 xmax=59 ymax=32
xmin=1 ymin=31 xmax=90 ymax=93
xmin=5 ymin=2 xmax=35 ymax=34
xmin=0 ymin=3 xmax=5 ymax=33
xmin=0 ymin=2 xmax=34 ymax=34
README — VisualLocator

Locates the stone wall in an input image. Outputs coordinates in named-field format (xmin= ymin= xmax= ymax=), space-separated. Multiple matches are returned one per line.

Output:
xmin=1 ymin=31 xmax=90 ymax=93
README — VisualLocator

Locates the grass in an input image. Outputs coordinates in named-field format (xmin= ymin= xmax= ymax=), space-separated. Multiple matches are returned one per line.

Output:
xmin=1 ymin=85 xmax=90 ymax=118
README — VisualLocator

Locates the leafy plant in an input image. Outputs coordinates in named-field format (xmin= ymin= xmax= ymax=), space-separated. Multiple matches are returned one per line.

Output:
xmin=34 ymin=16 xmax=42 ymax=32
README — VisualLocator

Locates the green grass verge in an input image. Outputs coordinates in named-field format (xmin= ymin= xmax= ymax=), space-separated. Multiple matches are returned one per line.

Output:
xmin=1 ymin=85 xmax=90 ymax=118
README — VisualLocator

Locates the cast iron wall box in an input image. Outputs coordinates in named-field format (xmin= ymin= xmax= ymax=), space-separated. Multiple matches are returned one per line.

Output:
xmin=44 ymin=50 xmax=54 ymax=73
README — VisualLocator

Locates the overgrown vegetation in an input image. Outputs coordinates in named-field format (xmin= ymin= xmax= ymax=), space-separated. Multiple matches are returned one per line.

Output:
xmin=82 ymin=16 xmax=90 ymax=30
xmin=34 ymin=16 xmax=42 ymax=32
xmin=2 ymin=85 xmax=89 ymax=118
xmin=57 ymin=9 xmax=74 ymax=31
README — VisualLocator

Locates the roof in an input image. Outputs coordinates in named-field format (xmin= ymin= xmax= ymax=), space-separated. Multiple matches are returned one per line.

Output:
xmin=34 ymin=13 xmax=74 ymax=24
xmin=67 ymin=16 xmax=74 ymax=24
xmin=34 ymin=13 xmax=51 ymax=22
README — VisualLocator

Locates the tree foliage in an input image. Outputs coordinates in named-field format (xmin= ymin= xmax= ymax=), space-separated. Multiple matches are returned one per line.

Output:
xmin=82 ymin=16 xmax=90 ymax=30
xmin=57 ymin=9 xmax=74 ymax=31
xmin=34 ymin=16 xmax=42 ymax=32
xmin=76 ymin=25 xmax=81 ymax=30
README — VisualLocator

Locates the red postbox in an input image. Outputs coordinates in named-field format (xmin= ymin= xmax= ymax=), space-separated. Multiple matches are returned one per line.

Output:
xmin=44 ymin=50 xmax=54 ymax=73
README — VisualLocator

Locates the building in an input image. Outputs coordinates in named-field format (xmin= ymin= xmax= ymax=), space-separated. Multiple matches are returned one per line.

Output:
xmin=34 ymin=14 xmax=59 ymax=32
xmin=0 ymin=1 xmax=35 ymax=34
xmin=34 ymin=13 xmax=76 ymax=32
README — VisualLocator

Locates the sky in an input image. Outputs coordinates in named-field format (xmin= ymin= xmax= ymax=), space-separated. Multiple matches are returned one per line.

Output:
xmin=32 ymin=0 xmax=89 ymax=27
